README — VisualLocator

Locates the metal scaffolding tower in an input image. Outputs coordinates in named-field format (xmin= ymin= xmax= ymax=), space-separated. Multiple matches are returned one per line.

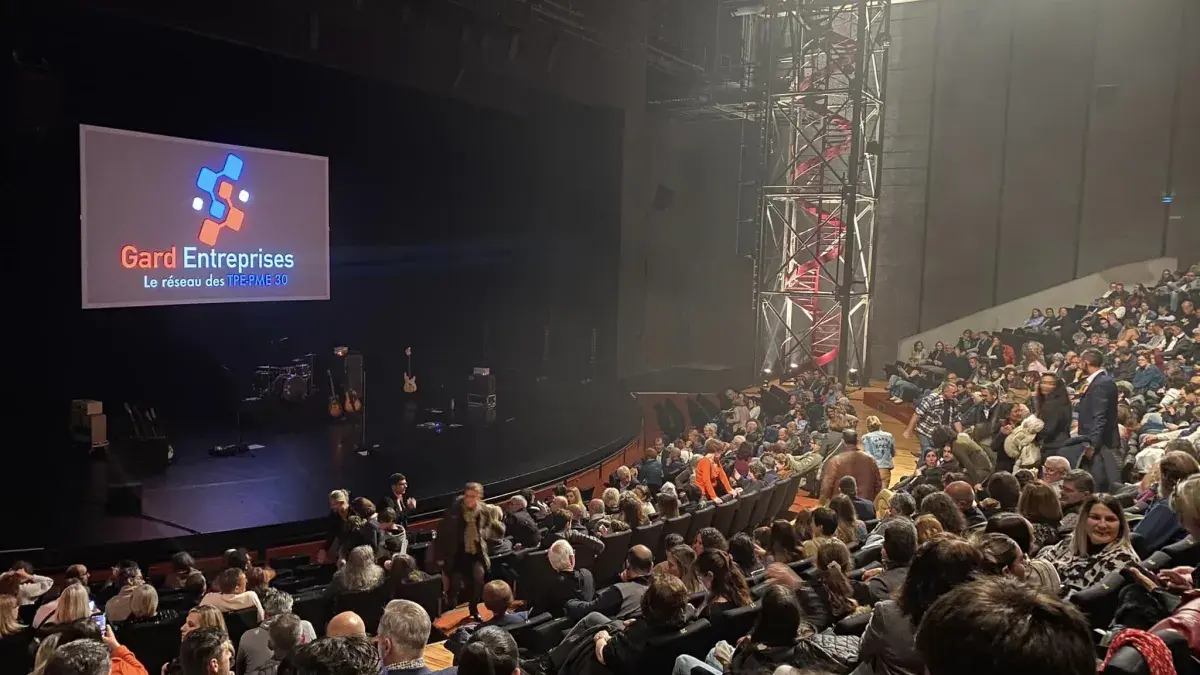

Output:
xmin=749 ymin=0 xmax=891 ymax=382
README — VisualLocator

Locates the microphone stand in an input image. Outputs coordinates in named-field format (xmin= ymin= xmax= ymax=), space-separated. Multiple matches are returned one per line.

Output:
xmin=355 ymin=369 xmax=379 ymax=456
xmin=211 ymin=364 xmax=253 ymax=457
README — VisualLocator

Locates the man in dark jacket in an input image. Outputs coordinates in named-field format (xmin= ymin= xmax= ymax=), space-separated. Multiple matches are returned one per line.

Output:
xmin=855 ymin=520 xmax=915 ymax=605
xmin=530 ymin=539 xmax=596 ymax=618
xmin=635 ymin=447 xmax=665 ymax=491
xmin=435 ymin=482 xmax=489 ymax=619
xmin=839 ymin=476 xmax=876 ymax=521
xmin=380 ymin=473 xmax=416 ymax=529
xmin=503 ymin=495 xmax=542 ymax=550
xmin=564 ymin=545 xmax=654 ymax=621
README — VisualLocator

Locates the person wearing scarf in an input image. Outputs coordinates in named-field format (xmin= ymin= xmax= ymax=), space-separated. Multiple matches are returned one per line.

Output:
xmin=436 ymin=482 xmax=491 ymax=620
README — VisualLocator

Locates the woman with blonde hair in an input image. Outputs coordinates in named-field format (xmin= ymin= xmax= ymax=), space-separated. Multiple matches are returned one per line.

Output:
xmin=873 ymin=489 xmax=895 ymax=520
xmin=29 ymin=632 xmax=60 ymax=675
xmin=0 ymin=593 xmax=24 ymax=637
xmin=567 ymin=486 xmax=583 ymax=508
xmin=180 ymin=605 xmax=228 ymax=639
xmin=47 ymin=584 xmax=91 ymax=626
xmin=1036 ymin=493 xmax=1138 ymax=596
xmin=125 ymin=583 xmax=180 ymax=626
xmin=320 ymin=488 xmax=353 ymax=564
xmin=861 ymin=415 xmax=896 ymax=487
xmin=601 ymin=487 xmax=620 ymax=515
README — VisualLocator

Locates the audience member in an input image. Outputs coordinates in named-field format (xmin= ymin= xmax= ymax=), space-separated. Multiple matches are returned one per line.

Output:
xmin=530 ymin=540 xmax=595 ymax=618
xmin=915 ymin=577 xmax=1095 ymax=675
xmin=1036 ymin=493 xmax=1138 ymax=596
xmin=199 ymin=568 xmax=265 ymax=622
xmin=564 ymin=545 xmax=654 ymax=621
xmin=376 ymin=600 xmax=431 ymax=675
xmin=289 ymin=636 xmax=380 ymax=675
xmin=325 ymin=612 xmax=367 ymax=639
xmin=178 ymin=627 xmax=232 ymax=675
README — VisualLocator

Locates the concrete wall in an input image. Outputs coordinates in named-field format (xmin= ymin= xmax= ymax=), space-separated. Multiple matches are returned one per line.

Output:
xmin=868 ymin=0 xmax=1200 ymax=374
xmin=897 ymin=257 xmax=1176 ymax=359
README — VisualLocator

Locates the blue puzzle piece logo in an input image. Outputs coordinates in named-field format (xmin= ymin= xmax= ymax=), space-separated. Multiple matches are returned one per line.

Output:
xmin=195 ymin=154 xmax=245 ymax=221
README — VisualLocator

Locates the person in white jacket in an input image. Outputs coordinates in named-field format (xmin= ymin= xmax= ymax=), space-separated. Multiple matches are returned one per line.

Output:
xmin=1004 ymin=415 xmax=1045 ymax=471
xmin=0 ymin=564 xmax=54 ymax=606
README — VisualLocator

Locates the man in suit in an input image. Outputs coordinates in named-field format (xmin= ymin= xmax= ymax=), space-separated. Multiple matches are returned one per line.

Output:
xmin=1069 ymin=348 xmax=1120 ymax=491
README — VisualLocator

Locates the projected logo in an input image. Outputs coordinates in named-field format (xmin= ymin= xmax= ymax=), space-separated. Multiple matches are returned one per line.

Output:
xmin=193 ymin=153 xmax=250 ymax=246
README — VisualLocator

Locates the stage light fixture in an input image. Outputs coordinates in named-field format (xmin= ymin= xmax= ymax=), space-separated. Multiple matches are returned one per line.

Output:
xmin=789 ymin=363 xmax=798 ymax=369
xmin=191 ymin=197 xmax=203 ymax=211
xmin=763 ymin=367 xmax=772 ymax=374
xmin=238 ymin=189 xmax=250 ymax=203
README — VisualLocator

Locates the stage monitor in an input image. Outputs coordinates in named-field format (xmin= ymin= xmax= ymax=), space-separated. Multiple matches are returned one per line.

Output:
xmin=80 ymin=125 xmax=330 ymax=309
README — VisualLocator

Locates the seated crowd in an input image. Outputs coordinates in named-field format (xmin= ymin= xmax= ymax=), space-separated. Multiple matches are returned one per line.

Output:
xmin=9 ymin=272 xmax=1200 ymax=675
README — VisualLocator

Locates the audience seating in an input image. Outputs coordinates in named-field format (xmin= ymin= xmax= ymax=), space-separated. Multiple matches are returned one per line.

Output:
xmin=747 ymin=484 xmax=777 ymax=530
xmin=635 ymin=619 xmax=713 ymax=675
xmin=712 ymin=601 xmax=760 ymax=643
xmin=395 ymin=576 xmax=442 ymax=623
xmin=292 ymin=588 xmax=330 ymax=636
xmin=684 ymin=506 xmax=716 ymax=544
xmin=630 ymin=521 xmax=665 ymax=559
xmin=709 ymin=499 xmax=740 ymax=537
xmin=660 ymin=514 xmax=692 ymax=551
xmin=1071 ymin=570 xmax=1127 ymax=629
xmin=503 ymin=611 xmax=554 ymax=648
xmin=223 ymin=606 xmax=260 ymax=650
xmin=728 ymin=490 xmax=762 ymax=535
xmin=333 ymin=587 xmax=390 ymax=633
xmin=774 ymin=475 xmax=802 ymax=521
xmin=270 ymin=554 xmax=311 ymax=570
xmin=118 ymin=614 xmax=187 ymax=675
xmin=591 ymin=530 xmax=634 ymax=585
xmin=0 ymin=631 xmax=34 ymax=674
xmin=528 ymin=615 xmax=573 ymax=654
xmin=1102 ymin=628 xmax=1196 ymax=675
xmin=513 ymin=550 xmax=554 ymax=603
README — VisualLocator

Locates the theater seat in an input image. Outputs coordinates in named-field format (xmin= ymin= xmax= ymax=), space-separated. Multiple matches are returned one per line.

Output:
xmin=116 ymin=614 xmax=186 ymax=675
xmin=394 ymin=576 xmax=442 ymax=626
xmin=1071 ymin=569 xmax=1128 ymax=629
xmin=332 ymin=587 xmax=389 ymax=633
xmin=222 ymin=607 xmax=260 ymax=650
xmin=502 ymin=611 xmax=553 ymax=649
xmin=712 ymin=601 xmax=760 ymax=643
xmin=592 ymin=530 xmax=634 ymax=585
xmin=528 ymin=615 xmax=573 ymax=654
xmin=1102 ymin=629 xmax=1192 ymax=675
xmin=636 ymin=619 xmax=713 ymax=675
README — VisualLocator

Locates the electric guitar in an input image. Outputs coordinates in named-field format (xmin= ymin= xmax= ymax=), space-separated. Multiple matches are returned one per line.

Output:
xmin=403 ymin=347 xmax=418 ymax=393
xmin=327 ymin=370 xmax=343 ymax=418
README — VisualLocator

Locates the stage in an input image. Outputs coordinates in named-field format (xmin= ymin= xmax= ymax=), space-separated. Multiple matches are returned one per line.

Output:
xmin=10 ymin=380 xmax=639 ymax=561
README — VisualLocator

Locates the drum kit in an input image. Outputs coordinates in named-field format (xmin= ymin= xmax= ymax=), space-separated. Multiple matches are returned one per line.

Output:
xmin=253 ymin=353 xmax=315 ymax=403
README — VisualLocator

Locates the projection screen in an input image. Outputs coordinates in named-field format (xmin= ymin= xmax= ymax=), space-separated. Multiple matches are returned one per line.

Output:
xmin=80 ymin=125 xmax=329 ymax=309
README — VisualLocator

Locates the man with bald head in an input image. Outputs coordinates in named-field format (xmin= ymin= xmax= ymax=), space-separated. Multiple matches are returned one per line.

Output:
xmin=1043 ymin=456 xmax=1071 ymax=496
xmin=564 ymin=545 xmax=654 ymax=621
xmin=945 ymin=481 xmax=986 ymax=528
xmin=326 ymin=611 xmax=367 ymax=638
